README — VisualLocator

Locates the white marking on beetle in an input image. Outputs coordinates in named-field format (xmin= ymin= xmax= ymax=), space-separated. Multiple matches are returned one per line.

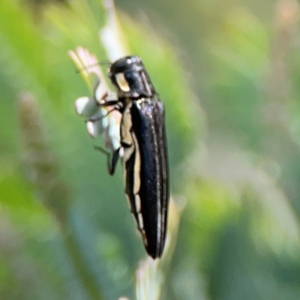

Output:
xmin=116 ymin=73 xmax=130 ymax=92
xmin=121 ymin=103 xmax=133 ymax=147
xmin=137 ymin=212 xmax=144 ymax=230
xmin=134 ymin=195 xmax=141 ymax=212
xmin=132 ymin=133 xmax=141 ymax=194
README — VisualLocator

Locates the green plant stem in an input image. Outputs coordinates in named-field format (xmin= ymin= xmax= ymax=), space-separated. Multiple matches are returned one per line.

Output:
xmin=61 ymin=222 xmax=103 ymax=300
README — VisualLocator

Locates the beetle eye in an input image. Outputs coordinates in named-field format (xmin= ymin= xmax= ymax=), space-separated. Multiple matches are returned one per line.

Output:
xmin=115 ymin=73 xmax=130 ymax=92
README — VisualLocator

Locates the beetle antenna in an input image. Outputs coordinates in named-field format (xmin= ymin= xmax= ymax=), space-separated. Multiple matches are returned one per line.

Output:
xmin=100 ymin=60 xmax=111 ymax=67
xmin=76 ymin=63 xmax=99 ymax=73
xmin=76 ymin=61 xmax=111 ymax=73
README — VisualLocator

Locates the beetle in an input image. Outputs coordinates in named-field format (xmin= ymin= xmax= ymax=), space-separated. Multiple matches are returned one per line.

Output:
xmin=93 ymin=56 xmax=169 ymax=259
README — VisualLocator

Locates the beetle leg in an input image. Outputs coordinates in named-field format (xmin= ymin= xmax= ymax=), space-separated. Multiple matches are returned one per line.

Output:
xmin=94 ymin=146 xmax=120 ymax=175
xmin=88 ymin=107 xmax=116 ymax=123
xmin=88 ymin=101 xmax=123 ymax=123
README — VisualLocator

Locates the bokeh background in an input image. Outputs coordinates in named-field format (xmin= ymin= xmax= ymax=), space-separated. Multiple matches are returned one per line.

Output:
xmin=1 ymin=0 xmax=300 ymax=299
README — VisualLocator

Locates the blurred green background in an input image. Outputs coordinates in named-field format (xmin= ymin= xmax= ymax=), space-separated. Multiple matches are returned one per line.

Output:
xmin=1 ymin=0 xmax=300 ymax=299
